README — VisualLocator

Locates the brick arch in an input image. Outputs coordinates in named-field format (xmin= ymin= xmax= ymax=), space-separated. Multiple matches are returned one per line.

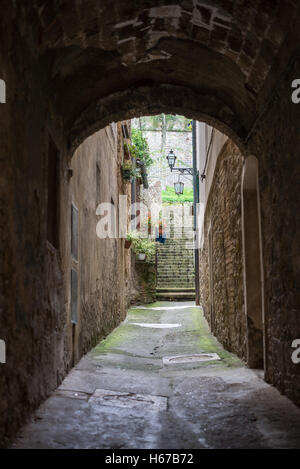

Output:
xmin=66 ymin=82 xmax=249 ymax=156
xmin=48 ymin=37 xmax=257 ymax=156
xmin=24 ymin=0 xmax=298 ymax=156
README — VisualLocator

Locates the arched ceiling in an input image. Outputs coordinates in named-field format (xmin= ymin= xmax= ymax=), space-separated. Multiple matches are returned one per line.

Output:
xmin=13 ymin=1 xmax=300 ymax=152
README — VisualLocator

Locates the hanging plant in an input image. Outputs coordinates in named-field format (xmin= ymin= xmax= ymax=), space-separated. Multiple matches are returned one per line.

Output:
xmin=123 ymin=142 xmax=131 ymax=160
xmin=124 ymin=239 xmax=132 ymax=249
xmin=124 ymin=231 xmax=137 ymax=248
xmin=121 ymin=161 xmax=133 ymax=181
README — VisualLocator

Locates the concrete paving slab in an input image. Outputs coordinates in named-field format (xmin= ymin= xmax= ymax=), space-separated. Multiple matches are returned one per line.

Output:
xmin=11 ymin=302 xmax=300 ymax=449
xmin=89 ymin=389 xmax=168 ymax=411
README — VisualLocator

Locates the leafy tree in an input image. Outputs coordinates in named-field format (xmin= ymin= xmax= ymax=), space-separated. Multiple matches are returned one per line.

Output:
xmin=135 ymin=114 xmax=192 ymax=132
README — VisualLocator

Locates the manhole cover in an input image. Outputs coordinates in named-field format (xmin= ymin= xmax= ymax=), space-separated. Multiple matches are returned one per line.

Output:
xmin=163 ymin=353 xmax=221 ymax=365
xmin=89 ymin=389 xmax=168 ymax=410
xmin=130 ymin=323 xmax=181 ymax=329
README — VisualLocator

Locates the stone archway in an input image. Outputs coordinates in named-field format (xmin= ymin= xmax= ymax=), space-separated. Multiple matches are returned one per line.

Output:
xmin=241 ymin=155 xmax=265 ymax=370
xmin=1 ymin=1 xmax=300 ymax=445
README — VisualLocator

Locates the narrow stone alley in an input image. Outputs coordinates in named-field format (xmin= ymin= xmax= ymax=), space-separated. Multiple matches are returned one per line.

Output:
xmin=12 ymin=303 xmax=300 ymax=449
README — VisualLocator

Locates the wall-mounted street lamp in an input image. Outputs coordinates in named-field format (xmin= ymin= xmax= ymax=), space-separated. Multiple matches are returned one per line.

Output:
xmin=174 ymin=175 xmax=184 ymax=195
xmin=166 ymin=149 xmax=197 ymax=176
xmin=166 ymin=149 xmax=177 ymax=171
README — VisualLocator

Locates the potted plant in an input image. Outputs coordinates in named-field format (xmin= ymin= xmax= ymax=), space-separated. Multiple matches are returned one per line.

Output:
xmin=125 ymin=239 xmax=132 ymax=249
xmin=132 ymin=237 xmax=156 ymax=262
xmin=125 ymin=231 xmax=135 ymax=249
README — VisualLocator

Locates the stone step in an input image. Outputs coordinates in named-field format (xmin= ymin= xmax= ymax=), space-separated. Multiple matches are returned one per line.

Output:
xmin=157 ymin=248 xmax=194 ymax=251
xmin=157 ymin=257 xmax=194 ymax=260
xmin=157 ymin=277 xmax=195 ymax=280
xmin=156 ymin=236 xmax=195 ymax=290
xmin=157 ymin=254 xmax=194 ymax=256
xmin=157 ymin=258 xmax=194 ymax=262
xmin=157 ymin=283 xmax=195 ymax=286
xmin=156 ymin=291 xmax=196 ymax=301
xmin=157 ymin=281 xmax=195 ymax=284
xmin=157 ymin=255 xmax=194 ymax=258
xmin=157 ymin=264 xmax=194 ymax=266
xmin=156 ymin=287 xmax=195 ymax=293
xmin=158 ymin=284 xmax=194 ymax=288
xmin=158 ymin=286 xmax=195 ymax=288
xmin=157 ymin=270 xmax=195 ymax=274
xmin=157 ymin=273 xmax=195 ymax=275
xmin=157 ymin=266 xmax=194 ymax=270
xmin=157 ymin=269 xmax=195 ymax=272
xmin=157 ymin=247 xmax=194 ymax=251
xmin=157 ymin=271 xmax=195 ymax=274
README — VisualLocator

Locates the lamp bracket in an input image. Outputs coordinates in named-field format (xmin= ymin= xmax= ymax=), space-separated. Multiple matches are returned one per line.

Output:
xmin=171 ymin=167 xmax=197 ymax=176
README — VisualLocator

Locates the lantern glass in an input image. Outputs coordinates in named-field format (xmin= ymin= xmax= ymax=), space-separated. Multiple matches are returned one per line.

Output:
xmin=174 ymin=180 xmax=184 ymax=195
xmin=166 ymin=149 xmax=176 ymax=170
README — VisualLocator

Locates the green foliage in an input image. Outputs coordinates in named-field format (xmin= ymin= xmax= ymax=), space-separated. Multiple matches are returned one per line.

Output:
xmin=121 ymin=161 xmax=135 ymax=180
xmin=162 ymin=185 xmax=194 ymax=204
xmin=121 ymin=160 xmax=142 ymax=180
xmin=134 ymin=114 xmax=192 ymax=132
xmin=131 ymin=128 xmax=153 ymax=168
xmin=131 ymin=235 xmax=156 ymax=262
xmin=126 ymin=230 xmax=139 ymax=242
xmin=122 ymin=160 xmax=132 ymax=170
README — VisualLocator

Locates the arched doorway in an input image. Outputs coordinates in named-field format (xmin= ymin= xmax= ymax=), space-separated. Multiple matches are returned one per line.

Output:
xmin=241 ymin=155 xmax=265 ymax=371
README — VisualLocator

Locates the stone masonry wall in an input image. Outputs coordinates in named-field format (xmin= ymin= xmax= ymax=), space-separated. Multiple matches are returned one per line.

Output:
xmin=248 ymin=59 xmax=300 ymax=404
xmin=199 ymin=139 xmax=246 ymax=360
xmin=130 ymin=252 xmax=157 ymax=305
xmin=0 ymin=62 xmax=132 ymax=446
xmin=140 ymin=130 xmax=193 ymax=189
xmin=0 ymin=18 xmax=66 ymax=445
xmin=64 ymin=124 xmax=131 ymax=363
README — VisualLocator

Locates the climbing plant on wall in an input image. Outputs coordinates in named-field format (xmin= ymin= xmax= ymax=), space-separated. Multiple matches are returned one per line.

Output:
xmin=131 ymin=128 xmax=153 ymax=168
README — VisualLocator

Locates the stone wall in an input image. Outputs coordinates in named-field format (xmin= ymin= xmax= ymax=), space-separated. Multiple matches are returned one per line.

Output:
xmin=0 ymin=101 xmax=132 ymax=446
xmin=0 ymin=25 xmax=64 ymax=446
xmin=199 ymin=139 xmax=246 ymax=360
xmin=247 ymin=59 xmax=300 ymax=404
xmin=137 ymin=129 xmax=193 ymax=189
xmin=63 ymin=124 xmax=131 ymax=363
xmin=130 ymin=252 xmax=157 ymax=305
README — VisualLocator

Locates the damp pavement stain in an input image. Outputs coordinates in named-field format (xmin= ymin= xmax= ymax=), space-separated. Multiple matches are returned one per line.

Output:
xmin=12 ymin=302 xmax=300 ymax=449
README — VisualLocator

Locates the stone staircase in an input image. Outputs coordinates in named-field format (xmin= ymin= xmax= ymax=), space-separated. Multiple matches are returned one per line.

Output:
xmin=156 ymin=229 xmax=195 ymax=301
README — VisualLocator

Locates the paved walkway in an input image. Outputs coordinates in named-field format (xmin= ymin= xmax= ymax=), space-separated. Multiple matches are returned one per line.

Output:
xmin=12 ymin=302 xmax=300 ymax=449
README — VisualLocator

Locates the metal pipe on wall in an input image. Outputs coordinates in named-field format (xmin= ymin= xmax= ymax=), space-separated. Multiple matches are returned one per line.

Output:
xmin=192 ymin=120 xmax=200 ymax=305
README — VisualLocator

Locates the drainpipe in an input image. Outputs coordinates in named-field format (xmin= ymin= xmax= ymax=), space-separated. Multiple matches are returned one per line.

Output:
xmin=192 ymin=120 xmax=200 ymax=305
xmin=139 ymin=161 xmax=149 ymax=189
